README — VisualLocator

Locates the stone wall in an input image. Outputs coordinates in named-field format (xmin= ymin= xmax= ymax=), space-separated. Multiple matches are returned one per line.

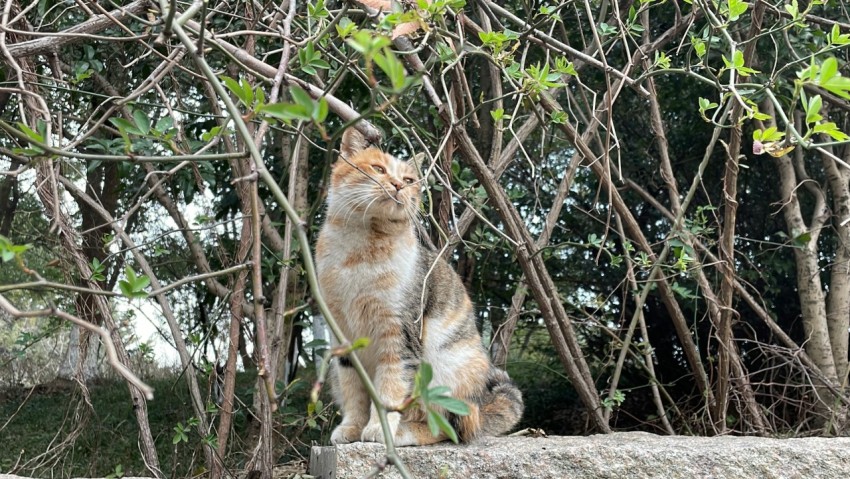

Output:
xmin=310 ymin=432 xmax=850 ymax=479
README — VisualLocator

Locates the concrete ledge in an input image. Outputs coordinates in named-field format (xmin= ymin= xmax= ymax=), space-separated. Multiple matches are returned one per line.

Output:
xmin=309 ymin=432 xmax=850 ymax=478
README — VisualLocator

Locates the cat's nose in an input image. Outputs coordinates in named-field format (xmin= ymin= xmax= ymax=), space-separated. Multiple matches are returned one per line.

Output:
xmin=391 ymin=180 xmax=404 ymax=191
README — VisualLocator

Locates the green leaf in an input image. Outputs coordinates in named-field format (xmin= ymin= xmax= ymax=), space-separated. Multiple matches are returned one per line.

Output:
xmin=221 ymin=76 xmax=249 ymax=106
xmin=133 ymin=110 xmax=150 ymax=135
xmin=598 ymin=22 xmax=617 ymax=36
xmin=753 ymin=127 xmax=784 ymax=142
xmin=792 ymin=231 xmax=811 ymax=248
xmin=336 ymin=17 xmax=357 ymax=38
xmin=430 ymin=395 xmax=470 ymax=415
xmin=221 ymin=76 xmax=255 ymax=107
xmin=428 ymin=410 xmax=459 ymax=443
xmin=550 ymin=110 xmax=568 ymax=124
xmin=119 ymin=266 xmax=149 ymax=298
xmin=727 ymin=0 xmax=748 ymax=21
xmin=258 ymin=102 xmax=310 ymax=122
xmin=671 ymin=282 xmax=698 ymax=300
xmin=830 ymin=24 xmax=850 ymax=46
xmin=692 ymin=36 xmax=706 ymax=59
xmin=805 ymin=95 xmax=823 ymax=125
xmin=428 ymin=385 xmax=452 ymax=397
xmin=654 ymin=51 xmax=671 ymax=70
xmin=17 ymin=122 xmax=44 ymax=143
xmin=784 ymin=0 xmax=798 ymax=19
xmin=202 ymin=125 xmax=223 ymax=142
xmin=417 ymin=362 xmax=433 ymax=389
xmin=373 ymin=50 xmax=407 ymax=91
xmin=820 ymin=57 xmax=838 ymax=84
xmin=290 ymin=86 xmax=314 ymax=109
xmin=155 ymin=116 xmax=174 ymax=133
xmin=109 ymin=117 xmax=142 ymax=136
xmin=351 ymin=337 xmax=371 ymax=350
xmin=554 ymin=57 xmax=577 ymax=76
xmin=125 ymin=266 xmax=137 ymax=284
xmin=315 ymin=97 xmax=329 ymax=123
xmin=813 ymin=122 xmax=850 ymax=141
xmin=816 ymin=58 xmax=850 ymax=100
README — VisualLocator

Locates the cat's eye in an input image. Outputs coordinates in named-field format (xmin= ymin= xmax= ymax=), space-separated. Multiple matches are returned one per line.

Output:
xmin=371 ymin=165 xmax=386 ymax=174
xmin=403 ymin=177 xmax=415 ymax=185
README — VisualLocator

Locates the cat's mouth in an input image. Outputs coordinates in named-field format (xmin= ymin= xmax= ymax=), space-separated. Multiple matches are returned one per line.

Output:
xmin=381 ymin=191 xmax=405 ymax=205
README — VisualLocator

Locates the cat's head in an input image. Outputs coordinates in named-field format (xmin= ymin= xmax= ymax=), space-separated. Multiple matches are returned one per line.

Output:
xmin=327 ymin=126 xmax=423 ymax=223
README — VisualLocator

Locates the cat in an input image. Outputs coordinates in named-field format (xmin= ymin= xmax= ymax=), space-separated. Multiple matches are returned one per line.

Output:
xmin=315 ymin=125 xmax=524 ymax=446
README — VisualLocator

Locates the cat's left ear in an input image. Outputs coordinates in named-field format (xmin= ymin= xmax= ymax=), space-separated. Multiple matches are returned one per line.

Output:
xmin=340 ymin=125 xmax=369 ymax=159
xmin=409 ymin=152 xmax=425 ymax=170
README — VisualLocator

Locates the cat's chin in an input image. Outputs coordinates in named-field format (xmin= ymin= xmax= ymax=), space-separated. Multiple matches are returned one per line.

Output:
xmin=373 ymin=211 xmax=410 ymax=223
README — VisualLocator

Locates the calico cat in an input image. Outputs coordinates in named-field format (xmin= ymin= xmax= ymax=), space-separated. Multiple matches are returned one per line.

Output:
xmin=315 ymin=126 xmax=523 ymax=446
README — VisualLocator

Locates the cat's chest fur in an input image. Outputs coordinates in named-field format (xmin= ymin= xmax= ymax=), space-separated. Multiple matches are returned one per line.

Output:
xmin=316 ymin=221 xmax=420 ymax=338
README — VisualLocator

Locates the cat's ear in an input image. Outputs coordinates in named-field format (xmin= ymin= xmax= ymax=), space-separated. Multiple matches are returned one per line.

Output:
xmin=340 ymin=126 xmax=369 ymax=159
xmin=409 ymin=152 xmax=425 ymax=170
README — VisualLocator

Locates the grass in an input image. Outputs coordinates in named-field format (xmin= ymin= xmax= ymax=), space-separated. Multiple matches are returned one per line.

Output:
xmin=0 ymin=370 xmax=327 ymax=478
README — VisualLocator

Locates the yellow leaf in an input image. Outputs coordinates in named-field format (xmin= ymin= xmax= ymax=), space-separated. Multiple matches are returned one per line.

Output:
xmin=763 ymin=141 xmax=796 ymax=158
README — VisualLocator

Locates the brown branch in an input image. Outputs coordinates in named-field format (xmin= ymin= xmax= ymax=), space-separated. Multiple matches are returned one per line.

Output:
xmin=185 ymin=18 xmax=384 ymax=145
xmin=538 ymin=92 xmax=713 ymax=401
xmin=4 ymin=0 xmax=150 ymax=58
xmin=451 ymin=124 xmax=610 ymax=432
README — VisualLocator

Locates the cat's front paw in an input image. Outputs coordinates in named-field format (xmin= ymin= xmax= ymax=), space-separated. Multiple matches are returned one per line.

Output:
xmin=331 ymin=424 xmax=363 ymax=444
xmin=360 ymin=412 xmax=400 ymax=443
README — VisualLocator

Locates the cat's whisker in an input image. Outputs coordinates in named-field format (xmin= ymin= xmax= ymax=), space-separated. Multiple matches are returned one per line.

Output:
xmin=330 ymin=193 xmax=374 ymax=224
xmin=360 ymin=196 xmax=382 ymax=225
xmin=342 ymin=196 xmax=373 ymax=227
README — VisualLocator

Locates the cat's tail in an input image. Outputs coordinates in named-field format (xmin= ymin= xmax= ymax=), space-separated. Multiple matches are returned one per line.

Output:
xmin=456 ymin=367 xmax=524 ymax=441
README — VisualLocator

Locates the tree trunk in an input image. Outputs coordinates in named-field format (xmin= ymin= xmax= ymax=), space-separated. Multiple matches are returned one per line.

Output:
xmin=56 ymin=324 xmax=99 ymax=381
xmin=822 ymin=149 xmax=850 ymax=386
xmin=775 ymin=152 xmax=840 ymax=411
xmin=0 ymin=158 xmax=20 ymax=237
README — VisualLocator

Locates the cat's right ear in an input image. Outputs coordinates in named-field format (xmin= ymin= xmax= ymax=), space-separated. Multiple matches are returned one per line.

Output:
xmin=340 ymin=125 xmax=368 ymax=160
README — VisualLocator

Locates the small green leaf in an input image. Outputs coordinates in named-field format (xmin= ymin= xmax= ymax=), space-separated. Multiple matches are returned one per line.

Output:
xmin=428 ymin=410 xmax=459 ymax=443
xmin=784 ymin=0 xmax=798 ymax=19
xmin=373 ymin=50 xmax=407 ymax=91
xmin=727 ymin=0 xmax=749 ymax=21
xmin=258 ymin=102 xmax=311 ymax=122
xmin=316 ymin=97 xmax=329 ymax=123
xmin=805 ymin=95 xmax=823 ymax=125
xmin=290 ymin=86 xmax=314 ymax=109
xmin=155 ymin=116 xmax=174 ymax=133
xmin=109 ymin=117 xmax=142 ymax=136
xmin=830 ymin=24 xmax=850 ymax=46
xmin=816 ymin=57 xmax=850 ymax=100
xmin=792 ymin=231 xmax=812 ymax=248
xmin=17 ymin=122 xmax=44 ymax=143
xmin=813 ymin=122 xmax=850 ymax=141
xmin=550 ymin=110 xmax=568 ymax=124
xmin=351 ymin=337 xmax=371 ymax=350
xmin=133 ymin=110 xmax=150 ymax=135
xmin=692 ymin=36 xmax=706 ymax=59
xmin=417 ymin=362 xmax=433 ymax=388
xmin=654 ymin=51 xmax=671 ymax=70
xmin=221 ymin=76 xmax=251 ymax=106
xmin=430 ymin=395 xmax=470 ymax=415
xmin=336 ymin=17 xmax=357 ymax=38
xmin=753 ymin=127 xmax=784 ymax=142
